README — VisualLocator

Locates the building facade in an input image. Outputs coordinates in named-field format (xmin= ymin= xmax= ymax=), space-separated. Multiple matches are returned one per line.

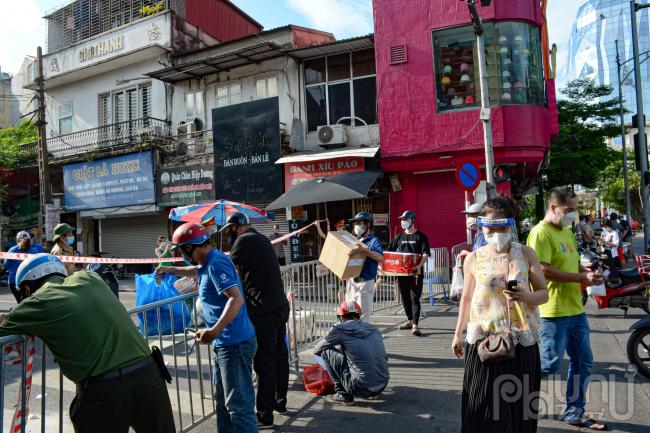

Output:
xmin=373 ymin=0 xmax=558 ymax=249
xmin=565 ymin=0 xmax=650 ymax=124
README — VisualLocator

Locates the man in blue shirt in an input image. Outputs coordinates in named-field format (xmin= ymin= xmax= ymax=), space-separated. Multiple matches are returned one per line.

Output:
xmin=157 ymin=223 xmax=258 ymax=433
xmin=341 ymin=212 xmax=384 ymax=323
xmin=3 ymin=231 xmax=41 ymax=302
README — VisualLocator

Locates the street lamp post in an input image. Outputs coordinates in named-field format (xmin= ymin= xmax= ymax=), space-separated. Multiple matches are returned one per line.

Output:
xmin=631 ymin=0 xmax=650 ymax=252
xmin=616 ymin=40 xmax=633 ymax=223
xmin=464 ymin=0 xmax=496 ymax=199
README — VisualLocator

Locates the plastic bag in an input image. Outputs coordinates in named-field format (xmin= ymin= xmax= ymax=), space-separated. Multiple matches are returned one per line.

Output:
xmin=586 ymin=283 xmax=606 ymax=297
xmin=450 ymin=258 xmax=464 ymax=301
xmin=136 ymin=273 xmax=191 ymax=336
xmin=303 ymin=363 xmax=335 ymax=396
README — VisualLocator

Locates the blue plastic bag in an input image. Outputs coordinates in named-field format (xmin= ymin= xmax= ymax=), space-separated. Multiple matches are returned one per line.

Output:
xmin=135 ymin=273 xmax=191 ymax=336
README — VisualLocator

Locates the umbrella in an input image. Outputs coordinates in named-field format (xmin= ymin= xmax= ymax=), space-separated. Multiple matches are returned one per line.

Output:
xmin=169 ymin=199 xmax=272 ymax=225
xmin=266 ymin=171 xmax=380 ymax=210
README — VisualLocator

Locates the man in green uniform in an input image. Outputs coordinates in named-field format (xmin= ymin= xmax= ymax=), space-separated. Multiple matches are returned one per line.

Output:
xmin=0 ymin=253 xmax=175 ymax=433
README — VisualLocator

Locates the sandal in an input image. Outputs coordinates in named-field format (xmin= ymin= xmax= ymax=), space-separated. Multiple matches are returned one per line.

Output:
xmin=568 ymin=417 xmax=608 ymax=431
xmin=412 ymin=326 xmax=422 ymax=336
xmin=399 ymin=321 xmax=413 ymax=330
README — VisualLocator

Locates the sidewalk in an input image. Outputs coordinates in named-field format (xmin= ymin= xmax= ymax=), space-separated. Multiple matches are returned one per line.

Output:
xmin=192 ymin=303 xmax=650 ymax=433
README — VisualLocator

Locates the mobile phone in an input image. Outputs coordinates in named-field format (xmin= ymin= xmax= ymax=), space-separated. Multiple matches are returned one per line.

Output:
xmin=506 ymin=280 xmax=518 ymax=291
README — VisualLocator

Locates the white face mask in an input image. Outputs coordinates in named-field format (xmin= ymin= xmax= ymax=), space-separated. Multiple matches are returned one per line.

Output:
xmin=400 ymin=220 xmax=412 ymax=230
xmin=559 ymin=211 xmax=577 ymax=227
xmin=485 ymin=232 xmax=512 ymax=252
xmin=354 ymin=225 xmax=366 ymax=237
xmin=466 ymin=217 xmax=478 ymax=231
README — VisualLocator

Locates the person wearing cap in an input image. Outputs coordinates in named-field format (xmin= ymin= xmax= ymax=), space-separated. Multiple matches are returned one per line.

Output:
xmin=0 ymin=254 xmax=175 ymax=433
xmin=51 ymin=223 xmax=77 ymax=276
xmin=314 ymin=301 xmax=389 ymax=406
xmin=220 ymin=212 xmax=290 ymax=429
xmin=341 ymin=211 xmax=384 ymax=323
xmin=387 ymin=211 xmax=431 ymax=336
xmin=3 ymin=231 xmax=41 ymax=302
xmin=268 ymin=224 xmax=289 ymax=266
xmin=456 ymin=202 xmax=486 ymax=265
xmin=157 ymin=222 xmax=258 ymax=432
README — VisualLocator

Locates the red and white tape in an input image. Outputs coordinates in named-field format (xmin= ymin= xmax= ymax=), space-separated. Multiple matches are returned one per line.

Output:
xmin=0 ymin=220 xmax=328 ymax=264
xmin=5 ymin=337 xmax=35 ymax=433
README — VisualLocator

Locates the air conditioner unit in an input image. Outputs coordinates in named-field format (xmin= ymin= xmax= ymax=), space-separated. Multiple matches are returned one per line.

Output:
xmin=317 ymin=125 xmax=348 ymax=149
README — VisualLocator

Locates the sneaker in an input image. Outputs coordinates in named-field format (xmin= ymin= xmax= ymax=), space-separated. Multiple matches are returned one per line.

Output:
xmin=274 ymin=406 xmax=290 ymax=415
xmin=329 ymin=393 xmax=354 ymax=406
xmin=399 ymin=321 xmax=413 ymax=330
xmin=256 ymin=416 xmax=274 ymax=430
xmin=412 ymin=325 xmax=422 ymax=336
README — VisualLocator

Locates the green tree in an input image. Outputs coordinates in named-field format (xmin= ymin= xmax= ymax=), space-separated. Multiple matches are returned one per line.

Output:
xmin=0 ymin=120 xmax=38 ymax=169
xmin=545 ymin=78 xmax=620 ymax=189
xmin=599 ymin=151 xmax=642 ymax=220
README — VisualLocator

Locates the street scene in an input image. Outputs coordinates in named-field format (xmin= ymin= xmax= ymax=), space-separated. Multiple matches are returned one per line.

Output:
xmin=2 ymin=0 xmax=650 ymax=432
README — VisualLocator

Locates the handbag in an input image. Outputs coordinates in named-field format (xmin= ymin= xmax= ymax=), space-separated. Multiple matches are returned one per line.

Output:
xmin=477 ymin=256 xmax=516 ymax=364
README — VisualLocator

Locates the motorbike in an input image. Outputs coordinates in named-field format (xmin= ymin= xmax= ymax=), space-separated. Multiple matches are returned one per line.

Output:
xmin=580 ymin=246 xmax=650 ymax=316
xmin=86 ymin=252 xmax=119 ymax=298
xmin=628 ymin=315 xmax=650 ymax=379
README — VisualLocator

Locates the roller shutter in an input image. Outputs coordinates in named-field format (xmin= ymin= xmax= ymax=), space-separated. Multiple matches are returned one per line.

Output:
xmin=100 ymin=214 xmax=169 ymax=259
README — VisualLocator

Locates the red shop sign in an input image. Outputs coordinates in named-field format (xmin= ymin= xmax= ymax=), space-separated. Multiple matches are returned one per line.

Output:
xmin=284 ymin=157 xmax=365 ymax=191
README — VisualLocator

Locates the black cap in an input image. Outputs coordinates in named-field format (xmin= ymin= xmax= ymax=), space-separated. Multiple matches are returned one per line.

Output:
xmin=398 ymin=210 xmax=416 ymax=220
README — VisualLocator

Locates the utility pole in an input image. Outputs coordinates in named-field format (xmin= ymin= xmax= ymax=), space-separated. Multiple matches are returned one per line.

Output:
xmin=36 ymin=46 xmax=50 ymax=240
xmin=615 ymin=40 xmax=633 ymax=223
xmin=631 ymin=1 xmax=650 ymax=252
xmin=465 ymin=0 xmax=496 ymax=199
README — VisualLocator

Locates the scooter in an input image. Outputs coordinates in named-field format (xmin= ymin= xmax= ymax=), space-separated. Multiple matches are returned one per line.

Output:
xmin=86 ymin=252 xmax=119 ymax=298
xmin=628 ymin=315 xmax=650 ymax=379
xmin=580 ymin=247 xmax=650 ymax=316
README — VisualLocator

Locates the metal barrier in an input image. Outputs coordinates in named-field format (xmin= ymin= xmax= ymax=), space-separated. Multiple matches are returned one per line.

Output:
xmin=450 ymin=242 xmax=469 ymax=263
xmin=423 ymin=248 xmax=450 ymax=304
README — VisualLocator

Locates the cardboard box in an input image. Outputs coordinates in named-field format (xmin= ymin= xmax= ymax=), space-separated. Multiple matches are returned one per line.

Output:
xmin=318 ymin=231 xmax=367 ymax=280
xmin=380 ymin=252 xmax=422 ymax=276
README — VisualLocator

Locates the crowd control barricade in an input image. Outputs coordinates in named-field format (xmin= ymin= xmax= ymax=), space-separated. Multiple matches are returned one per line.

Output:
xmin=422 ymin=248 xmax=450 ymax=304
xmin=450 ymin=242 xmax=469 ymax=263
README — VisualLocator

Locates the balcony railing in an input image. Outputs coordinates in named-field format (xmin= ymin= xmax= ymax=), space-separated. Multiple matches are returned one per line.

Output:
xmin=50 ymin=117 xmax=171 ymax=161
xmin=45 ymin=0 xmax=186 ymax=53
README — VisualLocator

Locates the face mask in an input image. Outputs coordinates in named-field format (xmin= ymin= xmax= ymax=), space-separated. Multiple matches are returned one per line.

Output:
xmin=485 ymin=232 xmax=512 ymax=252
xmin=67 ymin=236 xmax=75 ymax=246
xmin=466 ymin=217 xmax=478 ymax=231
xmin=400 ymin=220 xmax=412 ymax=230
xmin=559 ymin=211 xmax=577 ymax=227
xmin=354 ymin=225 xmax=367 ymax=237
xmin=181 ymin=247 xmax=197 ymax=266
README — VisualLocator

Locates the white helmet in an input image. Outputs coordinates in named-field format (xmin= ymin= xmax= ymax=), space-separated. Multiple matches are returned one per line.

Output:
xmin=15 ymin=253 xmax=68 ymax=288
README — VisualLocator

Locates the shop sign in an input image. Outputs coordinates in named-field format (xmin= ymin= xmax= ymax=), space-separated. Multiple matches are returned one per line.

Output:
xmin=284 ymin=157 xmax=365 ymax=191
xmin=45 ymin=204 xmax=61 ymax=241
xmin=79 ymin=36 xmax=123 ymax=62
xmin=373 ymin=213 xmax=388 ymax=226
xmin=63 ymin=151 xmax=155 ymax=211
xmin=212 ymin=97 xmax=282 ymax=203
xmin=289 ymin=220 xmax=303 ymax=263
xmin=156 ymin=164 xmax=215 ymax=207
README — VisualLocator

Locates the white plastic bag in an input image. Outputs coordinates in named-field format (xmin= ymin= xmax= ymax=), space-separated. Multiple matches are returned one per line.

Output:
xmin=450 ymin=258 xmax=464 ymax=301
xmin=586 ymin=283 xmax=606 ymax=297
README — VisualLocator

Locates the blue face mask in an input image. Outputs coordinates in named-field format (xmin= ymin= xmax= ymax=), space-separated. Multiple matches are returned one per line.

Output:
xmin=67 ymin=236 xmax=75 ymax=246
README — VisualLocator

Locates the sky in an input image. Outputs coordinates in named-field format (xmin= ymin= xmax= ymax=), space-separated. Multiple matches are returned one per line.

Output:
xmin=1 ymin=0 xmax=577 ymax=79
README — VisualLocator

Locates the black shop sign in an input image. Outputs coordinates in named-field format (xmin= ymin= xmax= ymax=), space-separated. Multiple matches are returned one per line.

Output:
xmin=156 ymin=164 xmax=215 ymax=207
xmin=212 ymin=97 xmax=283 ymax=204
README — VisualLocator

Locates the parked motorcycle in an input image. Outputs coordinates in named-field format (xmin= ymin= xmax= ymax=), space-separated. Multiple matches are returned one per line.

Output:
xmin=628 ymin=315 xmax=650 ymax=379
xmin=86 ymin=252 xmax=119 ymax=298
xmin=580 ymin=246 xmax=650 ymax=315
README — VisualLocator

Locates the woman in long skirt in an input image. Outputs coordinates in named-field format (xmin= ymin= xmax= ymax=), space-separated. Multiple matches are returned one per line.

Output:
xmin=452 ymin=198 xmax=549 ymax=433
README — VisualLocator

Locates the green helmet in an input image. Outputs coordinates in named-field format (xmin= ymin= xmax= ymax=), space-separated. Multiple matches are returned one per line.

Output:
xmin=52 ymin=223 xmax=76 ymax=242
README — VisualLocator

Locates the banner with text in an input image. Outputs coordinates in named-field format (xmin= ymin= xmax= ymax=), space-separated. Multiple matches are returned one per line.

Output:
xmin=63 ymin=151 xmax=155 ymax=211
xmin=157 ymin=164 xmax=215 ymax=207
xmin=284 ymin=157 xmax=365 ymax=191
xmin=212 ymin=97 xmax=282 ymax=203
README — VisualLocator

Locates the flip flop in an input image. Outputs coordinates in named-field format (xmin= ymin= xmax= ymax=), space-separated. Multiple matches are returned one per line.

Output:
xmin=569 ymin=417 xmax=608 ymax=431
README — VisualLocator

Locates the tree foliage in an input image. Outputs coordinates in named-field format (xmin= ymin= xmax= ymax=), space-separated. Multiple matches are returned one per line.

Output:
xmin=0 ymin=120 xmax=38 ymax=169
xmin=598 ymin=151 xmax=642 ymax=220
xmin=545 ymin=78 xmax=621 ymax=189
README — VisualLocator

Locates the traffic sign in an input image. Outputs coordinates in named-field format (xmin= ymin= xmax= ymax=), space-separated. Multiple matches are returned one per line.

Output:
xmin=455 ymin=160 xmax=481 ymax=192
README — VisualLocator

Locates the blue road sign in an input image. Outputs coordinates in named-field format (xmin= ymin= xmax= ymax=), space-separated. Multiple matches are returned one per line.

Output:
xmin=455 ymin=160 xmax=481 ymax=192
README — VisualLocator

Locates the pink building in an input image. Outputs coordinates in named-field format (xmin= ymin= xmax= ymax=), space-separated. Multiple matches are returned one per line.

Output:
xmin=373 ymin=0 xmax=558 ymax=249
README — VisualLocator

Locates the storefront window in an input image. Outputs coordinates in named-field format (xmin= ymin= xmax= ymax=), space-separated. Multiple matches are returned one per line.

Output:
xmin=432 ymin=22 xmax=544 ymax=112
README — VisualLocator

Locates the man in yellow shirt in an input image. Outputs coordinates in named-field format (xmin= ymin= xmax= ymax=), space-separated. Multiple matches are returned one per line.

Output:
xmin=527 ymin=188 xmax=606 ymax=431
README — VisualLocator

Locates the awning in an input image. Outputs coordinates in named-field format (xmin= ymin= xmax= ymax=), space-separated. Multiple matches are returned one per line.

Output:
xmin=288 ymin=34 xmax=374 ymax=59
xmin=147 ymin=41 xmax=286 ymax=83
xmin=275 ymin=146 xmax=379 ymax=164
xmin=266 ymin=171 xmax=380 ymax=210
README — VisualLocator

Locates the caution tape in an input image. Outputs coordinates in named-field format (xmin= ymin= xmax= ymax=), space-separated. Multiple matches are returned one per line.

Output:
xmin=268 ymin=220 xmax=328 ymax=245
xmin=5 ymin=337 xmax=35 ymax=433
xmin=0 ymin=251 xmax=183 ymax=264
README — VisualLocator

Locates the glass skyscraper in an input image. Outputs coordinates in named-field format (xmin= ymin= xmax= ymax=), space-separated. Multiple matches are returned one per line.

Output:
xmin=565 ymin=0 xmax=650 ymax=124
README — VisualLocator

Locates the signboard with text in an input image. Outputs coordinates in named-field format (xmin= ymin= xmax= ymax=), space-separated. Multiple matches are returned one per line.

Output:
xmin=63 ymin=152 xmax=155 ymax=211
xmin=212 ymin=97 xmax=282 ymax=203
xmin=156 ymin=164 xmax=215 ymax=207
xmin=289 ymin=220 xmax=303 ymax=263
xmin=284 ymin=156 xmax=365 ymax=191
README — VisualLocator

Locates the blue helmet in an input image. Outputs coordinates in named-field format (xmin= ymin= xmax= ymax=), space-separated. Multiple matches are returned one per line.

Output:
xmin=16 ymin=253 xmax=68 ymax=288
